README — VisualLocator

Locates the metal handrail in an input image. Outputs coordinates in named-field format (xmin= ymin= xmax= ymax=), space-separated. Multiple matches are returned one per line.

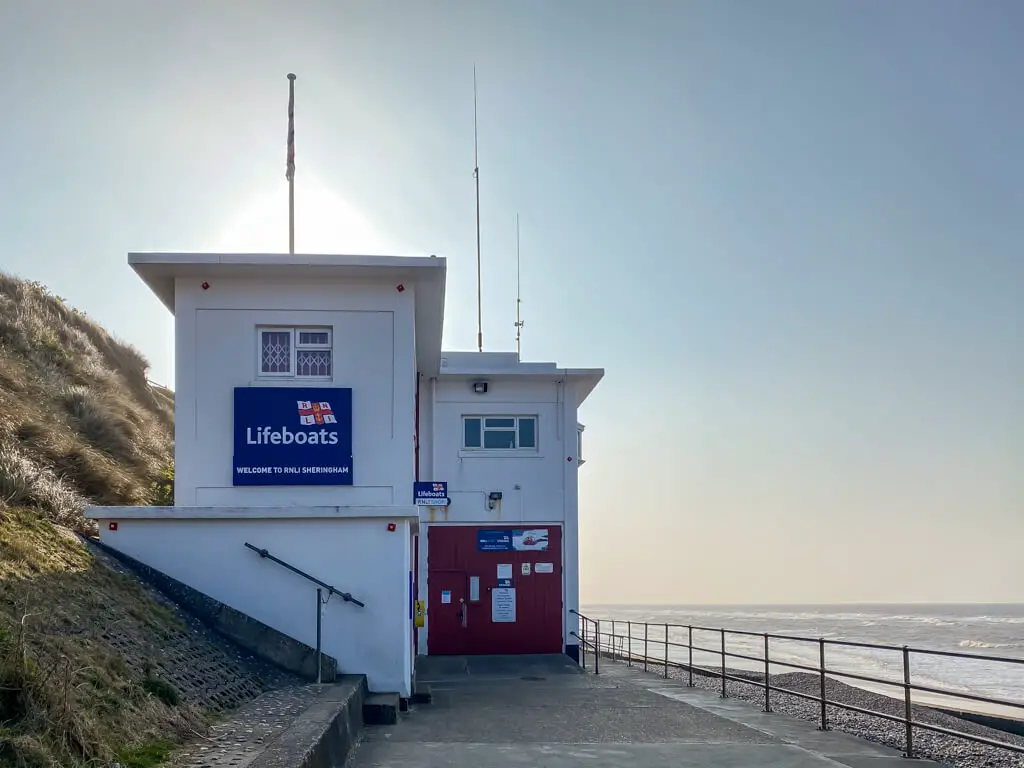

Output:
xmin=569 ymin=609 xmax=600 ymax=674
xmin=583 ymin=618 xmax=1024 ymax=760
xmin=244 ymin=542 xmax=365 ymax=607
xmin=244 ymin=542 xmax=365 ymax=684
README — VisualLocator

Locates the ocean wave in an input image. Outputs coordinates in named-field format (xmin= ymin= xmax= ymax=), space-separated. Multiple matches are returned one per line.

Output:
xmin=879 ymin=615 xmax=957 ymax=626
xmin=958 ymin=639 xmax=1024 ymax=650
xmin=961 ymin=615 xmax=1024 ymax=625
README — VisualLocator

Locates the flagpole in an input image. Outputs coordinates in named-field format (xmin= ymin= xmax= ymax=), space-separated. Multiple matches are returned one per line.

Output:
xmin=287 ymin=73 xmax=296 ymax=254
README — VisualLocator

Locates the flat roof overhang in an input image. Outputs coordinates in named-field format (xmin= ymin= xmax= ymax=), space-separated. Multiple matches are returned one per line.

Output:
xmin=128 ymin=252 xmax=447 ymax=374
xmin=439 ymin=366 xmax=605 ymax=406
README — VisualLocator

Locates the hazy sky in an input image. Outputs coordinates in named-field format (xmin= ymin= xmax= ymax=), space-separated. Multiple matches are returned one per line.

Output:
xmin=1 ymin=1 xmax=1021 ymax=604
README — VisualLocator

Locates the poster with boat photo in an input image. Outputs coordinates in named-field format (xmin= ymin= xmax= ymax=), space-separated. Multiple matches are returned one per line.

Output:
xmin=512 ymin=529 xmax=548 ymax=551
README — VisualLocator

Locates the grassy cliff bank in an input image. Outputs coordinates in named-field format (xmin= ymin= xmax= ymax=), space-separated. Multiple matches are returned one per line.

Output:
xmin=0 ymin=274 xmax=289 ymax=767
xmin=0 ymin=274 xmax=174 ymax=530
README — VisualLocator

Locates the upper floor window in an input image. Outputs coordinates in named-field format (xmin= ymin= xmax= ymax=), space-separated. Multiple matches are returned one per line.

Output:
xmin=462 ymin=416 xmax=537 ymax=450
xmin=258 ymin=326 xmax=332 ymax=379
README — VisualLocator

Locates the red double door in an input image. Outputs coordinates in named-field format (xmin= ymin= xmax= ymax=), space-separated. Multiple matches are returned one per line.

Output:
xmin=428 ymin=525 xmax=563 ymax=655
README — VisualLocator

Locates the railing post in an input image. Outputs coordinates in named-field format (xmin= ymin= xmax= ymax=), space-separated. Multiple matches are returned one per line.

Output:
xmin=644 ymin=622 xmax=649 ymax=672
xmin=595 ymin=620 xmax=601 ymax=675
xmin=664 ymin=623 xmax=669 ymax=678
xmin=583 ymin=617 xmax=589 ymax=670
xmin=903 ymin=646 xmax=914 ymax=758
xmin=576 ymin=613 xmax=585 ymax=670
xmin=611 ymin=620 xmax=617 ymax=660
xmin=764 ymin=633 xmax=771 ymax=712
xmin=720 ymin=629 xmax=727 ymax=698
xmin=316 ymin=588 xmax=323 ymax=685
xmin=818 ymin=638 xmax=828 ymax=731
xmin=627 ymin=621 xmax=632 ymax=666
xmin=687 ymin=625 xmax=694 ymax=687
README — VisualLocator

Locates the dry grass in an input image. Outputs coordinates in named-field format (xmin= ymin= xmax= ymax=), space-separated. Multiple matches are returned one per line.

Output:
xmin=0 ymin=273 xmax=174 ymax=532
xmin=0 ymin=274 xmax=187 ymax=765
xmin=0 ymin=508 xmax=205 ymax=768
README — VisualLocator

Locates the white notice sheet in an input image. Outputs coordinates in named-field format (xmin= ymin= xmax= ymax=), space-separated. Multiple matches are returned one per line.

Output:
xmin=491 ymin=587 xmax=516 ymax=622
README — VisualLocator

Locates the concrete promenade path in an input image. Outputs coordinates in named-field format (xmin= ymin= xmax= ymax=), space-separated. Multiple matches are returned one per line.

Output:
xmin=347 ymin=654 xmax=936 ymax=767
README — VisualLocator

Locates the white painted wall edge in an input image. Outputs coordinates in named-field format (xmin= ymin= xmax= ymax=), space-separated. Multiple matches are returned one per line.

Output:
xmin=85 ymin=505 xmax=421 ymax=521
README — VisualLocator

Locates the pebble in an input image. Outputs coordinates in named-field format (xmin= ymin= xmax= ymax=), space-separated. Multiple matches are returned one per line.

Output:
xmin=630 ymin=659 xmax=1024 ymax=768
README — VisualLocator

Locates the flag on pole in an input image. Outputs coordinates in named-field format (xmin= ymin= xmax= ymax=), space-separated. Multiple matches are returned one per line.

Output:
xmin=286 ymin=74 xmax=296 ymax=182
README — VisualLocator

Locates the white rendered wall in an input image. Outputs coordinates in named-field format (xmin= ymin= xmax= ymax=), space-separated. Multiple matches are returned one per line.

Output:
xmin=427 ymin=378 xmax=571 ymax=522
xmin=95 ymin=514 xmax=413 ymax=697
xmin=173 ymin=277 xmax=416 ymax=507
xmin=415 ymin=374 xmax=583 ymax=654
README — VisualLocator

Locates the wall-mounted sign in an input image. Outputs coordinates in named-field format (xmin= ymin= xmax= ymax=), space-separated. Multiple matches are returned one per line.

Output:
xmin=476 ymin=528 xmax=549 ymax=552
xmin=233 ymin=387 xmax=353 ymax=486
xmin=521 ymin=562 xmax=531 ymax=576
xmin=535 ymin=562 xmax=555 ymax=574
xmin=414 ymin=481 xmax=449 ymax=505
xmin=491 ymin=587 xmax=516 ymax=623
xmin=477 ymin=530 xmax=512 ymax=551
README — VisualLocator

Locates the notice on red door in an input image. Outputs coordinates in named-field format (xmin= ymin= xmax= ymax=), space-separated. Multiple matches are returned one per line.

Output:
xmin=492 ymin=588 xmax=516 ymax=622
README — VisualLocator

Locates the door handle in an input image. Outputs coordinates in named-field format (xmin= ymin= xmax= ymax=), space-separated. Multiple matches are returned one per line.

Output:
xmin=459 ymin=598 xmax=467 ymax=628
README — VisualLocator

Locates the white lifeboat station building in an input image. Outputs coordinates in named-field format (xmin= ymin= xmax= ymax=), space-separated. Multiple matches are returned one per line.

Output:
xmin=87 ymin=253 xmax=603 ymax=699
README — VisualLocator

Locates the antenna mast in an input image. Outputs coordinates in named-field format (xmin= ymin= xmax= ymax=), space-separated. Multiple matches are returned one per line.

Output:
xmin=473 ymin=65 xmax=483 ymax=353
xmin=515 ymin=214 xmax=524 ymax=357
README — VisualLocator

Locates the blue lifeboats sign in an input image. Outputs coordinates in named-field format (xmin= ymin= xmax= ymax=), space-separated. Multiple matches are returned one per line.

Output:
xmin=233 ymin=387 xmax=353 ymax=486
xmin=414 ymin=481 xmax=449 ymax=505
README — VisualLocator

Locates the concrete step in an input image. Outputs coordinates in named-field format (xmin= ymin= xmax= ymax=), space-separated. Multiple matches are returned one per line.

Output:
xmin=363 ymin=692 xmax=400 ymax=725
xmin=172 ymin=676 xmax=367 ymax=768
xmin=411 ymin=681 xmax=433 ymax=705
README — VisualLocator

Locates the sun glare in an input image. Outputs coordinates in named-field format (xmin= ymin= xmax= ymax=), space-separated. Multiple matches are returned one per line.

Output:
xmin=214 ymin=177 xmax=401 ymax=255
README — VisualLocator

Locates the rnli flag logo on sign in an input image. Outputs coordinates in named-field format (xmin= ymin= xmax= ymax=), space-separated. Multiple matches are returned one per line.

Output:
xmin=298 ymin=401 xmax=336 ymax=425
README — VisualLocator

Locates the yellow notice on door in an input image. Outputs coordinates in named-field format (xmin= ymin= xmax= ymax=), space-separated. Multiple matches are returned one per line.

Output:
xmin=414 ymin=600 xmax=425 ymax=627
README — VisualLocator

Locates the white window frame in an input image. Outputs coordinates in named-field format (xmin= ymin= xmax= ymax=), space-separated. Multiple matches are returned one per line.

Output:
xmin=257 ymin=326 xmax=333 ymax=380
xmin=461 ymin=415 xmax=539 ymax=453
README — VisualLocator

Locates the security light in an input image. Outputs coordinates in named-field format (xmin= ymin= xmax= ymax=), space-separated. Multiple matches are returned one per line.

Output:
xmin=472 ymin=381 xmax=488 ymax=394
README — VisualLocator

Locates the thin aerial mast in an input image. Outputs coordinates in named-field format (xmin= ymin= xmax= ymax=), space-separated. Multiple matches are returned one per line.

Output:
xmin=473 ymin=65 xmax=483 ymax=353
xmin=515 ymin=214 xmax=524 ymax=357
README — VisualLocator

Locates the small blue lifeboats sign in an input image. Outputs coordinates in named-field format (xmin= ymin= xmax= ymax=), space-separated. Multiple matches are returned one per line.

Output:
xmin=414 ymin=481 xmax=449 ymax=506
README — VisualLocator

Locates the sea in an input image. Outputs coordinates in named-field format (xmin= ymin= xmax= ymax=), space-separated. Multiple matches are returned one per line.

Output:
xmin=582 ymin=604 xmax=1024 ymax=716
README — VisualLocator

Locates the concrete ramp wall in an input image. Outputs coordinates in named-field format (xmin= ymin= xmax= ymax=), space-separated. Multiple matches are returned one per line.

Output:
xmin=84 ymin=508 xmax=415 ymax=697
xmin=89 ymin=538 xmax=338 ymax=681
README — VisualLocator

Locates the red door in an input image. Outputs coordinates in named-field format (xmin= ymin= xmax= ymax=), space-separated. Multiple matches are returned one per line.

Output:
xmin=428 ymin=569 xmax=470 ymax=655
xmin=428 ymin=525 xmax=563 ymax=655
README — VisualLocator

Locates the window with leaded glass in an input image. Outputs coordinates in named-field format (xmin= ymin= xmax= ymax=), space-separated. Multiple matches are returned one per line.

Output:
xmin=260 ymin=330 xmax=292 ymax=375
xmin=258 ymin=326 xmax=333 ymax=379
